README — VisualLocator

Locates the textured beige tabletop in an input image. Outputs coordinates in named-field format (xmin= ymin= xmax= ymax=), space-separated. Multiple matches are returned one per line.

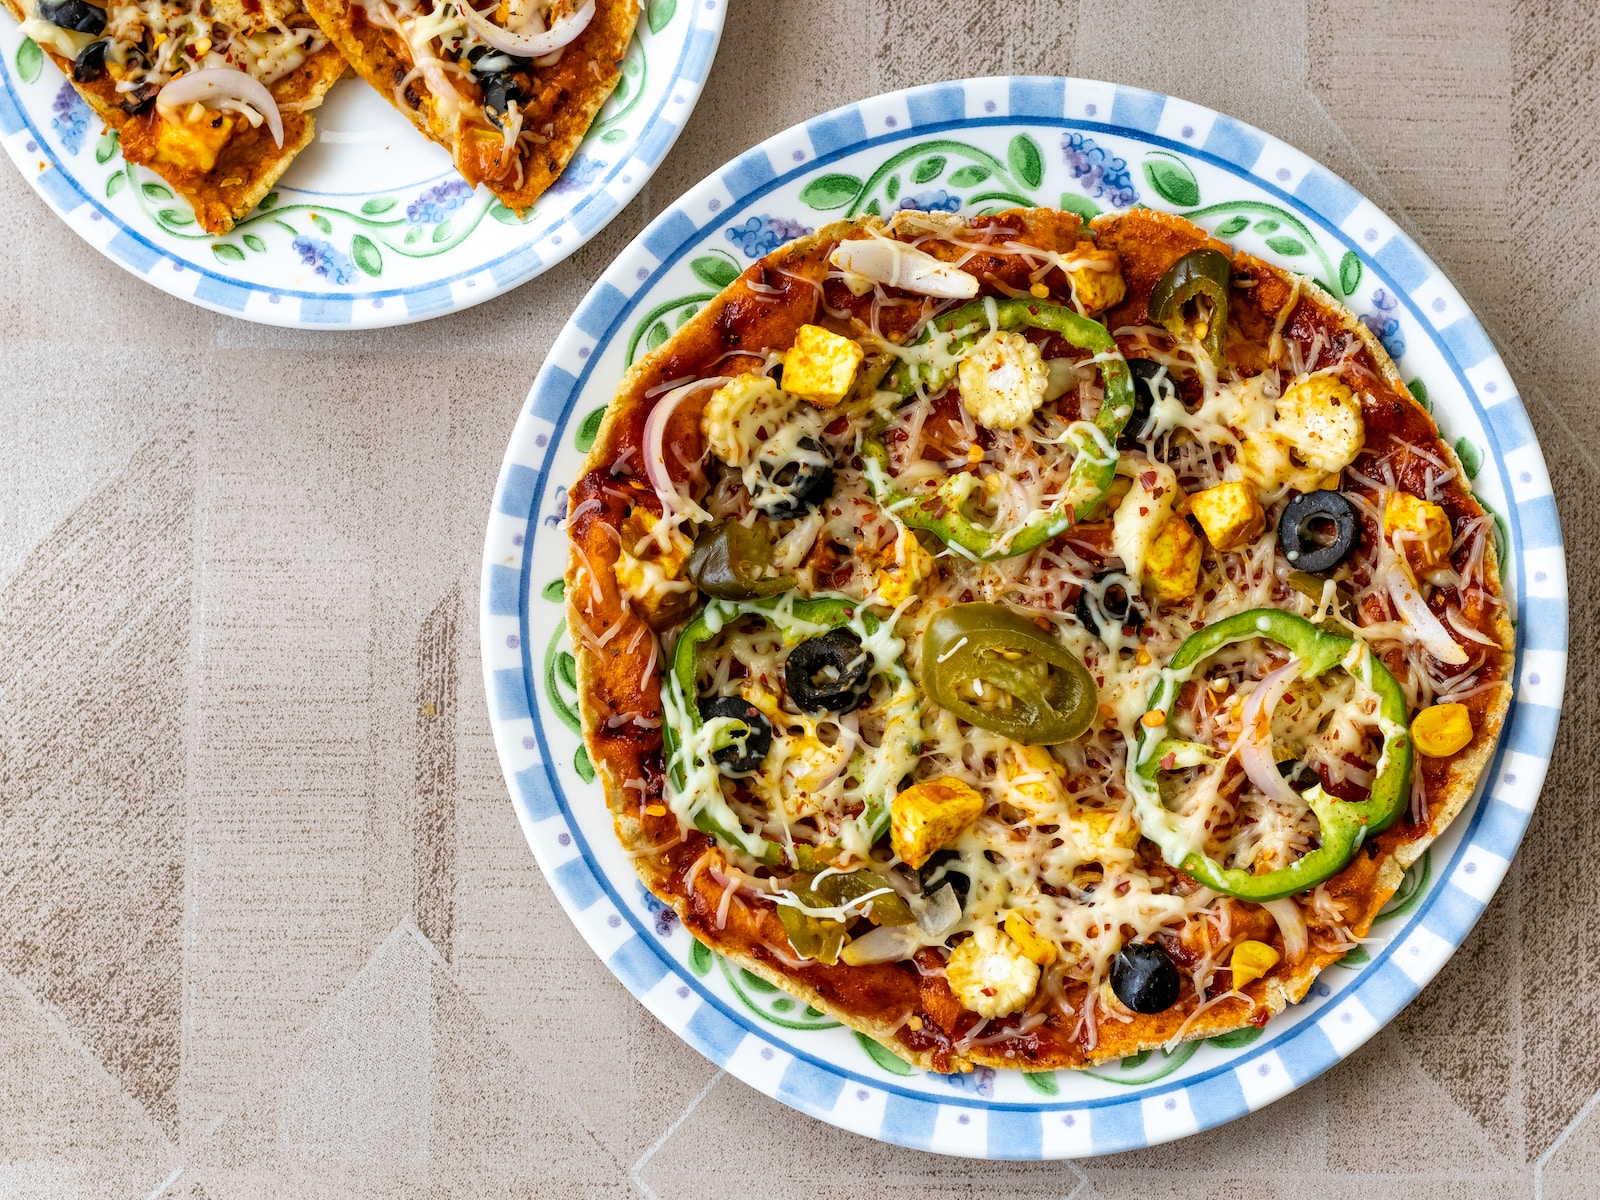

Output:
xmin=1 ymin=0 xmax=1596 ymax=1194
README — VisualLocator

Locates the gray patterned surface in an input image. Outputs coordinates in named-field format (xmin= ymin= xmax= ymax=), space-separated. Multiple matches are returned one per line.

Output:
xmin=1 ymin=0 xmax=1595 ymax=1193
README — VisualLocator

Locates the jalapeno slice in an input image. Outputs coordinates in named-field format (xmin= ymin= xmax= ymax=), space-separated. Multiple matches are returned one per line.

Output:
xmin=921 ymin=602 xmax=1098 ymax=744
xmin=686 ymin=520 xmax=794 ymax=600
xmin=1147 ymin=248 xmax=1232 ymax=368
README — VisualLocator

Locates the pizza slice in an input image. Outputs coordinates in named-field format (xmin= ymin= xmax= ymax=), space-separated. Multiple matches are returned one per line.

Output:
xmin=301 ymin=0 xmax=637 ymax=214
xmin=8 ymin=0 xmax=348 ymax=233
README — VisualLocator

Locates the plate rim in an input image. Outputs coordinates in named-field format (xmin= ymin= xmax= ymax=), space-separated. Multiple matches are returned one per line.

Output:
xmin=0 ymin=0 xmax=725 ymax=328
xmin=479 ymin=75 xmax=1567 ymax=1158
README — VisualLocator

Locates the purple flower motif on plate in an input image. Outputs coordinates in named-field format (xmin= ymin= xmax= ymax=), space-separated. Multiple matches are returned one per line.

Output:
xmin=896 ymin=188 xmax=960 ymax=213
xmin=51 ymin=83 xmax=89 ymax=156
xmin=291 ymin=237 xmax=355 ymax=285
xmin=1359 ymin=287 xmax=1406 ymax=360
xmin=407 ymin=178 xmax=472 ymax=224
xmin=726 ymin=214 xmax=813 ymax=258
xmin=1061 ymin=132 xmax=1138 ymax=208
xmin=637 ymin=882 xmax=678 ymax=936
xmin=938 ymin=1065 xmax=996 ymax=1097
xmin=549 ymin=155 xmax=606 ymax=194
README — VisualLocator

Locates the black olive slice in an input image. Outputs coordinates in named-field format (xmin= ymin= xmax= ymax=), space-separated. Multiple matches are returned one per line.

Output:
xmin=72 ymin=38 xmax=107 ymax=82
xmin=1124 ymin=357 xmax=1165 ymax=439
xmin=917 ymin=849 xmax=970 ymax=910
xmin=784 ymin=627 xmax=871 ymax=714
xmin=752 ymin=436 xmax=834 ymax=518
xmin=38 ymin=0 xmax=105 ymax=33
xmin=1110 ymin=941 xmax=1181 ymax=1014
xmin=1075 ymin=571 xmax=1146 ymax=639
xmin=1277 ymin=490 xmax=1360 ymax=574
xmin=118 ymin=82 xmax=159 ymax=116
xmin=699 ymin=696 xmax=773 ymax=775
xmin=480 ymin=71 xmax=523 ymax=127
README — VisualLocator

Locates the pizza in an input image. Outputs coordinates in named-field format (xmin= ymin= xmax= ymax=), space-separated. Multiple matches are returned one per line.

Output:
xmin=301 ymin=0 xmax=636 ymax=214
xmin=565 ymin=205 xmax=1512 ymax=1073
xmin=8 ymin=0 xmax=347 ymax=233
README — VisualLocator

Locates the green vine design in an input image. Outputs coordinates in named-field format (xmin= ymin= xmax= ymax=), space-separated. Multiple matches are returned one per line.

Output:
xmin=1373 ymin=849 xmax=1432 ymax=925
xmin=539 ymin=580 xmax=595 ymax=784
xmin=797 ymin=134 xmax=1045 ymax=220
xmin=719 ymin=956 xmax=840 ymax=1032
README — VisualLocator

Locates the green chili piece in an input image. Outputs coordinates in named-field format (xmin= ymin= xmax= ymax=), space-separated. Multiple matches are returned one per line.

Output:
xmin=1130 ymin=609 xmax=1412 ymax=902
xmin=921 ymin=602 xmax=1098 ymax=744
xmin=1146 ymin=248 xmax=1232 ymax=368
xmin=861 ymin=300 xmax=1135 ymax=561
xmin=686 ymin=520 xmax=793 ymax=600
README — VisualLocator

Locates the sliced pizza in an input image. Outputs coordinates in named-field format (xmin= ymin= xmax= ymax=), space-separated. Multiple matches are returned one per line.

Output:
xmin=8 ymin=0 xmax=347 ymax=233
xmin=301 ymin=0 xmax=637 ymax=214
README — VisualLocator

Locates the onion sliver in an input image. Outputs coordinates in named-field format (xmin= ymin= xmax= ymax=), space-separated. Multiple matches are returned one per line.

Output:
xmin=157 ymin=69 xmax=283 ymax=148
xmin=1238 ymin=659 xmax=1303 ymax=809
xmin=1387 ymin=570 xmax=1469 ymax=665
xmin=915 ymin=883 xmax=961 ymax=939
xmin=640 ymin=376 xmax=723 ymax=519
xmin=840 ymin=923 xmax=921 ymax=966
xmin=1262 ymin=897 xmax=1308 ymax=964
xmin=457 ymin=0 xmax=594 ymax=58
xmin=829 ymin=237 xmax=979 ymax=298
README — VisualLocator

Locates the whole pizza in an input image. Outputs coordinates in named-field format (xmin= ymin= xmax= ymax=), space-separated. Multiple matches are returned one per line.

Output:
xmin=564 ymin=205 xmax=1511 ymax=1073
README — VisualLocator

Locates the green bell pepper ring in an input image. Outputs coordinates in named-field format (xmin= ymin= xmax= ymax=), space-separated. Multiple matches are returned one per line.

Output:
xmin=1147 ymin=248 xmax=1232 ymax=369
xmin=1128 ymin=608 xmax=1412 ymax=903
xmin=661 ymin=594 xmax=920 ymax=864
xmin=861 ymin=299 xmax=1135 ymax=560
xmin=921 ymin=602 xmax=1098 ymax=744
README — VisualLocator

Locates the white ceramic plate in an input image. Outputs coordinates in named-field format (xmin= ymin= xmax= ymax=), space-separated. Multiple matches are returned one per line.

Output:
xmin=481 ymin=77 xmax=1566 ymax=1157
xmin=0 ymin=0 xmax=721 ymax=327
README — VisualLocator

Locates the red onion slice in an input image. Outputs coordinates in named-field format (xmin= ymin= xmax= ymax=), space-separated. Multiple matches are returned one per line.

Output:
xmin=457 ymin=0 xmax=594 ymax=58
xmin=640 ymin=377 xmax=723 ymax=517
xmin=1261 ymin=897 xmax=1308 ymax=963
xmin=1237 ymin=659 xmax=1303 ymax=808
xmin=157 ymin=68 xmax=283 ymax=148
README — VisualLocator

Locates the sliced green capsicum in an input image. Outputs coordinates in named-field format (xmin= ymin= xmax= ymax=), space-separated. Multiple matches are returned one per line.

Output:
xmin=921 ymin=602 xmax=1098 ymax=744
xmin=861 ymin=299 xmax=1135 ymax=560
xmin=1147 ymin=248 xmax=1232 ymax=369
xmin=661 ymin=593 xmax=921 ymax=864
xmin=1128 ymin=609 xmax=1412 ymax=902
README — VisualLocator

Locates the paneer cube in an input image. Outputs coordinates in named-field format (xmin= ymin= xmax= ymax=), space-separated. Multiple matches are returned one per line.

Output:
xmin=1003 ymin=911 xmax=1058 ymax=967
xmin=873 ymin=527 xmax=935 ymax=606
xmin=1070 ymin=806 xmax=1141 ymax=858
xmin=782 ymin=324 xmax=864 ymax=408
xmin=957 ymin=330 xmax=1050 ymax=430
xmin=613 ymin=509 xmax=694 ymax=627
xmin=1143 ymin=516 xmax=1201 ymax=603
xmin=1065 ymin=241 xmax=1126 ymax=314
xmin=151 ymin=108 xmax=237 ymax=174
xmin=1189 ymin=481 xmax=1266 ymax=551
xmin=1229 ymin=939 xmax=1281 ymax=989
xmin=1274 ymin=374 xmax=1365 ymax=474
xmin=1385 ymin=491 xmax=1453 ymax=574
xmin=945 ymin=925 xmax=1040 ymax=1018
xmin=1111 ymin=462 xmax=1180 ymax=585
xmin=1000 ymin=743 xmax=1065 ymax=815
xmin=701 ymin=373 xmax=793 ymax=467
xmin=890 ymin=776 xmax=985 ymax=868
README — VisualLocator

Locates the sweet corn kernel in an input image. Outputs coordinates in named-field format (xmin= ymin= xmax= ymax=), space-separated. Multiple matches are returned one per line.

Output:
xmin=782 ymin=324 xmax=863 ymax=408
xmin=1190 ymin=481 xmax=1266 ymax=552
xmin=890 ymin=777 xmax=985 ymax=868
xmin=1411 ymin=702 xmax=1473 ymax=757
xmin=1004 ymin=911 xmax=1058 ymax=966
xmin=1230 ymin=939 xmax=1281 ymax=989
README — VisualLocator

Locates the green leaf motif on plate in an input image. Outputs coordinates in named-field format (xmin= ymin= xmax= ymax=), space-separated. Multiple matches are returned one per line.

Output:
xmin=489 ymin=200 xmax=528 ymax=225
xmin=158 ymin=209 xmax=193 ymax=227
xmin=1215 ymin=215 xmax=1249 ymax=238
xmin=1408 ymin=378 xmax=1430 ymax=411
xmin=1142 ymin=152 xmax=1200 ymax=208
xmin=688 ymin=939 xmax=713 ymax=977
xmin=1374 ymin=849 xmax=1431 ymax=925
xmin=1253 ymin=218 xmax=1280 ymax=234
xmin=947 ymin=164 xmax=991 ymax=188
xmin=911 ymin=155 xmax=946 ymax=184
xmin=863 ymin=198 xmax=881 ymax=217
xmin=360 ymin=197 xmax=397 ymax=215
xmin=142 ymin=182 xmax=174 ymax=202
xmin=243 ymin=234 xmax=266 ymax=253
xmin=556 ymin=649 xmax=577 ymax=690
xmin=1086 ymin=1038 xmax=1201 ymax=1085
xmin=853 ymin=1031 xmax=914 ymax=1076
xmin=690 ymin=251 xmax=739 ymax=289
xmin=1008 ymin=133 xmax=1044 ymax=189
xmin=1058 ymin=192 xmax=1101 ymax=222
xmin=1205 ymin=1025 xmax=1264 ymax=1049
xmin=432 ymin=219 xmax=453 ymax=243
xmin=1022 ymin=1070 xmax=1060 ymax=1096
xmin=799 ymin=173 xmax=864 ymax=211
xmin=1454 ymin=436 xmax=1482 ymax=480
xmin=94 ymin=130 xmax=118 ymax=165
xmin=541 ymin=578 xmax=566 ymax=602
xmin=405 ymin=226 xmax=425 ymax=245
xmin=645 ymin=320 xmax=669 ymax=351
xmin=258 ymin=192 xmax=279 ymax=211
xmin=719 ymin=957 xmax=839 ymax=1031
xmin=212 ymin=243 xmax=246 ymax=264
xmin=647 ymin=0 xmax=675 ymax=34
xmin=573 ymin=745 xmax=596 ymax=783
xmin=351 ymin=234 xmax=383 ymax=277
xmin=739 ymin=968 xmax=777 ymax=994
xmin=1339 ymin=944 xmax=1372 ymax=968
xmin=544 ymin=623 xmax=581 ymax=735
xmin=310 ymin=213 xmax=333 ymax=234
xmin=1340 ymin=250 xmax=1363 ymax=297
xmin=575 ymin=405 xmax=607 ymax=453
xmin=106 ymin=170 xmax=127 ymax=198
xmin=675 ymin=305 xmax=698 ymax=327
xmin=600 ymin=128 xmax=628 ymax=144
xmin=1264 ymin=235 xmax=1308 ymax=257
xmin=885 ymin=173 xmax=900 ymax=203
xmin=17 ymin=37 xmax=43 ymax=82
